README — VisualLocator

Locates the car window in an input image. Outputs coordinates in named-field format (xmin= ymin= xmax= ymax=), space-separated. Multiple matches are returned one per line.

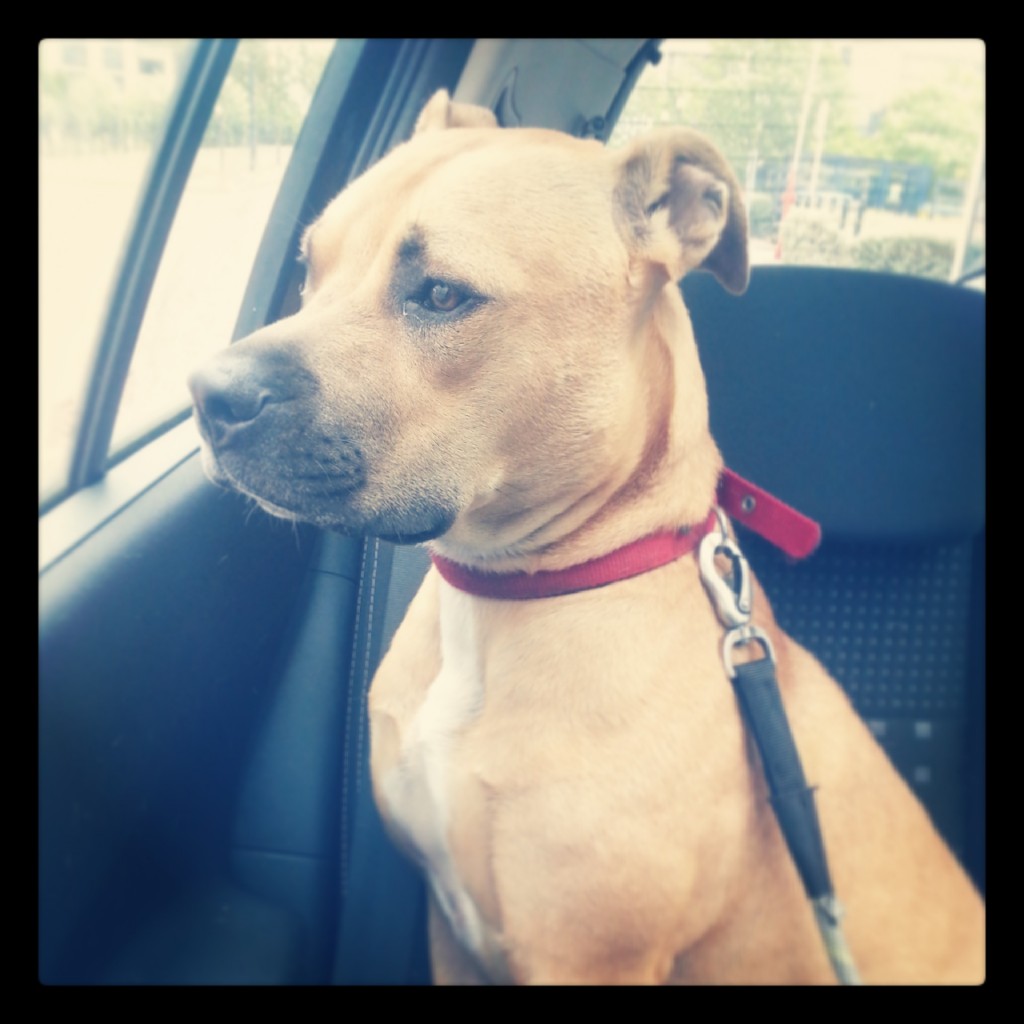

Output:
xmin=39 ymin=39 xmax=334 ymax=505
xmin=610 ymin=39 xmax=985 ymax=284
xmin=40 ymin=40 xmax=194 ymax=501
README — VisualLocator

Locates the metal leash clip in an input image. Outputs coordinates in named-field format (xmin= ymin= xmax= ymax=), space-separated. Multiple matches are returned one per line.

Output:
xmin=698 ymin=508 xmax=752 ymax=629
xmin=699 ymin=509 xmax=777 ymax=678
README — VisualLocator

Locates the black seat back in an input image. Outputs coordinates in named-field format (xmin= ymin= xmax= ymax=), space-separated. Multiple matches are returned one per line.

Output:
xmin=685 ymin=266 xmax=985 ymax=891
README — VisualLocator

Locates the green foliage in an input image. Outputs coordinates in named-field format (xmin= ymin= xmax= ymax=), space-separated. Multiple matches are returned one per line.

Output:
xmin=778 ymin=210 xmax=852 ymax=267
xmin=692 ymin=40 xmax=851 ymax=169
xmin=826 ymin=85 xmax=982 ymax=188
xmin=39 ymin=42 xmax=192 ymax=153
xmin=615 ymin=40 xmax=854 ymax=186
xmin=866 ymin=86 xmax=982 ymax=182
xmin=210 ymin=40 xmax=315 ymax=148
xmin=39 ymin=40 xmax=327 ymax=155
xmin=853 ymin=235 xmax=955 ymax=280
xmin=778 ymin=208 xmax=965 ymax=280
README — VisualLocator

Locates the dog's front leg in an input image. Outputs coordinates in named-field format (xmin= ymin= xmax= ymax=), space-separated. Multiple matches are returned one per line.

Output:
xmin=427 ymin=892 xmax=491 ymax=984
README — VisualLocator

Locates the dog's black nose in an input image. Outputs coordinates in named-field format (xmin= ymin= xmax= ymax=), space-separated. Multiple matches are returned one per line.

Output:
xmin=189 ymin=362 xmax=274 ymax=448
xmin=190 ymin=339 xmax=318 ymax=449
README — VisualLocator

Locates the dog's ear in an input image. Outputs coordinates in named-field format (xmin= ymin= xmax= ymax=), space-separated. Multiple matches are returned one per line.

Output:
xmin=415 ymin=89 xmax=499 ymax=133
xmin=614 ymin=129 xmax=749 ymax=295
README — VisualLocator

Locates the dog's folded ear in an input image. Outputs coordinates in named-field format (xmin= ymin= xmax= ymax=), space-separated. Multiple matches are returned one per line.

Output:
xmin=614 ymin=129 xmax=749 ymax=295
xmin=415 ymin=89 xmax=499 ymax=133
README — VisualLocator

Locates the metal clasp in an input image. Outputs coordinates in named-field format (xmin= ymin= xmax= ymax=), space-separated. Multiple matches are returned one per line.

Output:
xmin=722 ymin=624 xmax=777 ymax=679
xmin=698 ymin=512 xmax=752 ymax=629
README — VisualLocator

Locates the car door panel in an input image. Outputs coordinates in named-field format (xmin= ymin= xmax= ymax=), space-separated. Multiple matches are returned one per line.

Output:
xmin=39 ymin=455 xmax=320 ymax=982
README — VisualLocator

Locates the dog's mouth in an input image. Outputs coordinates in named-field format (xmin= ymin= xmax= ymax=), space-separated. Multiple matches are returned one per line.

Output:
xmin=366 ymin=505 xmax=457 ymax=544
xmin=197 ymin=417 xmax=365 ymax=520
xmin=195 ymin=411 xmax=457 ymax=543
xmin=189 ymin=344 xmax=461 ymax=543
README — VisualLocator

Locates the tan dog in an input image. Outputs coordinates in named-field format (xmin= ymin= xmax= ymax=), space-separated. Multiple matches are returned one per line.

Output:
xmin=190 ymin=90 xmax=984 ymax=984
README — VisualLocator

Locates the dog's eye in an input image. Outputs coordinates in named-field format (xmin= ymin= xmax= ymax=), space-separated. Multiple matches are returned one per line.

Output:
xmin=427 ymin=281 xmax=461 ymax=312
xmin=403 ymin=279 xmax=473 ymax=319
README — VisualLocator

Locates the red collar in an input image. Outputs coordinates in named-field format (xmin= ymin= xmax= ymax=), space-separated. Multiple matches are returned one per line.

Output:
xmin=430 ymin=469 xmax=821 ymax=601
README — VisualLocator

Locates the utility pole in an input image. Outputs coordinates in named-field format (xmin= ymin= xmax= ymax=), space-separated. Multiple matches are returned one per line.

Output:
xmin=808 ymin=99 xmax=829 ymax=206
xmin=776 ymin=40 xmax=822 ymax=258
xmin=248 ymin=48 xmax=256 ymax=172
xmin=950 ymin=124 xmax=985 ymax=283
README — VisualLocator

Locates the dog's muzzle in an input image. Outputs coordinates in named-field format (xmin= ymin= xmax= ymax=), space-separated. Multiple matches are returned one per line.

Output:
xmin=190 ymin=342 xmax=458 ymax=544
xmin=188 ymin=346 xmax=367 ymax=520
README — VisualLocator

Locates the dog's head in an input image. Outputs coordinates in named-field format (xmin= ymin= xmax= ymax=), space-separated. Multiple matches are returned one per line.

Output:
xmin=190 ymin=90 xmax=747 ymax=554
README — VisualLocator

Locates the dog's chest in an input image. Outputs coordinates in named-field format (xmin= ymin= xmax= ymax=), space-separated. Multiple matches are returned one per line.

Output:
xmin=379 ymin=585 xmax=492 ymax=956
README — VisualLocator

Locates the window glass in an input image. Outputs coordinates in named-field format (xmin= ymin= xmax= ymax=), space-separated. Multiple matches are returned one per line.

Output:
xmin=39 ymin=39 xmax=193 ymax=501
xmin=611 ymin=39 xmax=985 ymax=283
xmin=39 ymin=39 xmax=335 ymax=504
xmin=109 ymin=39 xmax=334 ymax=463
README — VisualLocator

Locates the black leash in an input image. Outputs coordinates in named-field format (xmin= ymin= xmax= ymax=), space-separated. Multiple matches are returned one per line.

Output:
xmin=699 ymin=515 xmax=862 ymax=985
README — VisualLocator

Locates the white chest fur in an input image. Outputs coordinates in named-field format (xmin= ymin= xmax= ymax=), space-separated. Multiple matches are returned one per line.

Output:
xmin=380 ymin=583 xmax=488 ymax=954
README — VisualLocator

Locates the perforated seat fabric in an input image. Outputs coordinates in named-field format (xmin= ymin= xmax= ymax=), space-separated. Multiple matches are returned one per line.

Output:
xmin=739 ymin=531 xmax=984 ymax=889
